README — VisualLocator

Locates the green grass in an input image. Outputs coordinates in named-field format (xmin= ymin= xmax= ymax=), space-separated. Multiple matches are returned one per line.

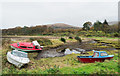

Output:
xmin=83 ymin=36 xmax=120 ymax=40
xmin=2 ymin=50 xmax=118 ymax=74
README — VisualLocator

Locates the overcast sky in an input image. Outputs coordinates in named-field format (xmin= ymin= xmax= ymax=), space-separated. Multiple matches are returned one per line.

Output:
xmin=0 ymin=0 xmax=119 ymax=29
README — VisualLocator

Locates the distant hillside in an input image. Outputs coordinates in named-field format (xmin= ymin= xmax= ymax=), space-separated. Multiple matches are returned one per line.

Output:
xmin=38 ymin=23 xmax=80 ymax=29
xmin=2 ymin=23 xmax=81 ymax=35
xmin=108 ymin=21 xmax=119 ymax=25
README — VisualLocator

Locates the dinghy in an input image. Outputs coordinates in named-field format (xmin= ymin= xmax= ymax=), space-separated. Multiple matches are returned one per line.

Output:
xmin=11 ymin=41 xmax=43 ymax=52
xmin=75 ymin=48 xmax=86 ymax=53
xmin=7 ymin=50 xmax=30 ymax=68
xmin=64 ymin=48 xmax=80 ymax=55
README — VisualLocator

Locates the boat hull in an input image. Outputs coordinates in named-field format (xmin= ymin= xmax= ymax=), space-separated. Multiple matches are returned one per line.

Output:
xmin=11 ymin=46 xmax=41 ymax=52
xmin=77 ymin=56 xmax=113 ymax=63
xmin=7 ymin=52 xmax=30 ymax=68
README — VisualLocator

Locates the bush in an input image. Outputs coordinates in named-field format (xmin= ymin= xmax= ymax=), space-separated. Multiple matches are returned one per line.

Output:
xmin=29 ymin=38 xmax=34 ymax=41
xmin=38 ymin=39 xmax=52 ymax=46
xmin=60 ymin=38 xmax=66 ymax=43
xmin=29 ymin=38 xmax=52 ymax=46
xmin=106 ymin=34 xmax=111 ymax=37
xmin=69 ymin=36 xmax=73 ymax=39
xmin=86 ymin=34 xmax=92 ymax=37
xmin=114 ymin=33 xmax=119 ymax=37
xmin=46 ymin=65 xmax=60 ymax=74
xmin=75 ymin=36 xmax=82 ymax=43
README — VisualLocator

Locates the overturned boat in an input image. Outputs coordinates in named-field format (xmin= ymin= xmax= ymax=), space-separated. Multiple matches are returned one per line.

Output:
xmin=77 ymin=51 xmax=114 ymax=63
xmin=7 ymin=50 xmax=30 ymax=68
xmin=11 ymin=41 xmax=43 ymax=52
xmin=64 ymin=48 xmax=80 ymax=55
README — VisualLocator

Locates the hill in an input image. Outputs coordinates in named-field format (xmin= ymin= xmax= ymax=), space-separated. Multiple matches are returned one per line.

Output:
xmin=2 ymin=23 xmax=81 ymax=35
xmin=108 ymin=21 xmax=119 ymax=25
xmin=38 ymin=23 xmax=80 ymax=29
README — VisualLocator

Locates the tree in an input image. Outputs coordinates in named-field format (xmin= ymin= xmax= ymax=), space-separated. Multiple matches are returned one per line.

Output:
xmin=102 ymin=20 xmax=110 ymax=33
xmin=93 ymin=21 xmax=102 ymax=31
xmin=82 ymin=22 xmax=92 ymax=31
xmin=103 ymin=19 xmax=108 ymax=25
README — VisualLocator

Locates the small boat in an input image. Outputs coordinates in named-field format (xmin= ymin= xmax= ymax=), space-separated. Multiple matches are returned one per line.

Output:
xmin=74 ymin=48 xmax=86 ymax=53
xmin=11 ymin=41 xmax=43 ymax=52
xmin=7 ymin=50 xmax=30 ymax=68
xmin=64 ymin=48 xmax=80 ymax=55
xmin=77 ymin=51 xmax=114 ymax=63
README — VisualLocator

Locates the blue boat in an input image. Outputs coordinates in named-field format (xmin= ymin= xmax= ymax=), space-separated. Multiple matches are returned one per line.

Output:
xmin=77 ymin=51 xmax=114 ymax=63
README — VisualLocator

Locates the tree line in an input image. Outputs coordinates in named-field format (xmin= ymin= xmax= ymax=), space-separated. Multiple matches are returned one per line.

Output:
xmin=2 ymin=20 xmax=119 ymax=37
xmin=2 ymin=25 xmax=80 ymax=35
xmin=82 ymin=20 xmax=119 ymax=33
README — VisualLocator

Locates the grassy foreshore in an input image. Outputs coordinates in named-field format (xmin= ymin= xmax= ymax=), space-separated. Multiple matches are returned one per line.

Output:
xmin=1 ymin=36 xmax=119 ymax=74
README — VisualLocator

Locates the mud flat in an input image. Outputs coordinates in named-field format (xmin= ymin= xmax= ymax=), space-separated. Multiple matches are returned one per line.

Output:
xmin=36 ymin=40 xmax=117 ymax=59
xmin=36 ymin=49 xmax=65 ymax=59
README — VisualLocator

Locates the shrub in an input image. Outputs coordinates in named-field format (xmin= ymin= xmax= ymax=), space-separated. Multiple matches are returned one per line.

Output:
xmin=60 ymin=38 xmax=66 ymax=43
xmin=86 ymin=34 xmax=92 ymax=37
xmin=75 ymin=36 xmax=82 ymax=43
xmin=114 ymin=33 xmax=119 ymax=37
xmin=46 ymin=65 xmax=60 ymax=74
xmin=106 ymin=34 xmax=111 ymax=37
xmin=69 ymin=36 xmax=73 ymax=39
xmin=29 ymin=38 xmax=34 ymax=41
xmin=29 ymin=38 xmax=52 ymax=46
xmin=38 ymin=39 xmax=52 ymax=46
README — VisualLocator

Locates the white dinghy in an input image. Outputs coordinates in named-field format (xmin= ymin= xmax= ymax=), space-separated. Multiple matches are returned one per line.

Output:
xmin=7 ymin=50 xmax=30 ymax=68
xmin=64 ymin=48 xmax=80 ymax=55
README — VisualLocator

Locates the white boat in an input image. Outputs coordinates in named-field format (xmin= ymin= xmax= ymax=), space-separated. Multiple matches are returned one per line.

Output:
xmin=7 ymin=50 xmax=30 ymax=68
xmin=64 ymin=48 xmax=80 ymax=55
xmin=75 ymin=48 xmax=86 ymax=53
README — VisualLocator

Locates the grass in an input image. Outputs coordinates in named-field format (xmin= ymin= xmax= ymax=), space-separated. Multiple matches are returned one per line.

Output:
xmin=83 ymin=36 xmax=119 ymax=40
xmin=0 ymin=49 xmax=2 ymax=75
xmin=1 ymin=37 xmax=119 ymax=74
xmin=87 ymin=37 xmax=119 ymax=50
xmin=2 ymin=50 xmax=118 ymax=74
xmin=47 ymin=38 xmax=77 ymax=48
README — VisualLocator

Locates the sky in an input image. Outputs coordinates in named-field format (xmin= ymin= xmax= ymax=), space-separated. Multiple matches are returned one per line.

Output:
xmin=0 ymin=0 xmax=119 ymax=29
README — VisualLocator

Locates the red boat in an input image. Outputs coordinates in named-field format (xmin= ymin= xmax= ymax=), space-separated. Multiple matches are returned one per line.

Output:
xmin=11 ymin=41 xmax=43 ymax=52
xmin=77 ymin=51 xmax=114 ymax=63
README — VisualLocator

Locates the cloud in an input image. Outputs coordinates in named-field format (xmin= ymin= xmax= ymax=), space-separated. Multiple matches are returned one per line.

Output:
xmin=1 ymin=0 xmax=119 ymax=2
xmin=1 ymin=2 xmax=118 ymax=29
